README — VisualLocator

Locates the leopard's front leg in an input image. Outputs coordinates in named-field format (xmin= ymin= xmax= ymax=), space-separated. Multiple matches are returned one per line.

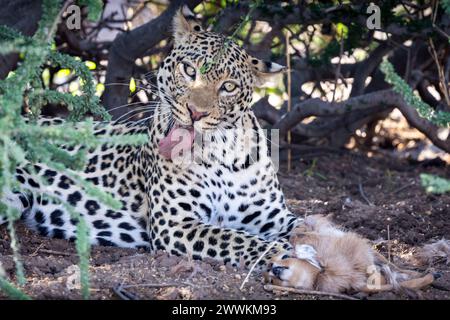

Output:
xmin=150 ymin=216 xmax=291 ymax=270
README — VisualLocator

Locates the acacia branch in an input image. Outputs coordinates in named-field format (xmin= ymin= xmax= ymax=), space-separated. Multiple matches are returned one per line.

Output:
xmin=394 ymin=94 xmax=450 ymax=152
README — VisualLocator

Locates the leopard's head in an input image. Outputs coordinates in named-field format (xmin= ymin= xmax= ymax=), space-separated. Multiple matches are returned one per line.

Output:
xmin=157 ymin=6 xmax=285 ymax=132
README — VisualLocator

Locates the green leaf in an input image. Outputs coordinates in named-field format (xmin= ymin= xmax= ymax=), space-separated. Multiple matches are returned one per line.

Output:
xmin=55 ymin=68 xmax=72 ymax=78
xmin=85 ymin=60 xmax=96 ymax=70
xmin=129 ymin=77 xmax=136 ymax=93
xmin=420 ymin=173 xmax=450 ymax=194
xmin=336 ymin=22 xmax=348 ymax=40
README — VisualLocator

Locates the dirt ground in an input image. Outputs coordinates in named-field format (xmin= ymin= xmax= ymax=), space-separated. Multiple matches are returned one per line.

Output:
xmin=0 ymin=150 xmax=449 ymax=300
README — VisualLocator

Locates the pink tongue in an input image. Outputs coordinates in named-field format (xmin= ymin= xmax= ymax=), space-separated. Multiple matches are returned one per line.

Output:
xmin=158 ymin=125 xmax=195 ymax=160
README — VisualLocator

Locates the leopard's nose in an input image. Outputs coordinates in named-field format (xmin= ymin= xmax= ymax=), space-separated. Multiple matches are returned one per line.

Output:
xmin=272 ymin=265 xmax=288 ymax=278
xmin=187 ymin=104 xmax=209 ymax=122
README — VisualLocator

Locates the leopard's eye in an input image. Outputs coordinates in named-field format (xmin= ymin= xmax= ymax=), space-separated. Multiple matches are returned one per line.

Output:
xmin=181 ymin=62 xmax=196 ymax=80
xmin=220 ymin=81 xmax=238 ymax=93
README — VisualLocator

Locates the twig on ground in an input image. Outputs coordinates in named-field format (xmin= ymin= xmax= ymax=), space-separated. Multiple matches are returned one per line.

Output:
xmin=112 ymin=281 xmax=195 ymax=300
xmin=39 ymin=249 xmax=73 ymax=256
xmin=113 ymin=283 xmax=139 ymax=300
xmin=358 ymin=179 xmax=374 ymax=206
xmin=263 ymin=284 xmax=359 ymax=300
xmin=30 ymin=243 xmax=44 ymax=257
xmin=387 ymin=225 xmax=391 ymax=263
xmin=391 ymin=182 xmax=415 ymax=195
xmin=120 ymin=281 xmax=194 ymax=289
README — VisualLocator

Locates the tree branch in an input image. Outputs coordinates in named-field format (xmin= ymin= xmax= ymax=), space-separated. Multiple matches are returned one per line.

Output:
xmin=252 ymin=97 xmax=282 ymax=125
xmin=269 ymin=88 xmax=449 ymax=153
xmin=273 ymin=89 xmax=399 ymax=137
xmin=350 ymin=42 xmax=395 ymax=97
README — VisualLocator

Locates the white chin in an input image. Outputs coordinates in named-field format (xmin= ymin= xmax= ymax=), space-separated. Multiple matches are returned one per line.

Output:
xmin=193 ymin=121 xmax=204 ymax=132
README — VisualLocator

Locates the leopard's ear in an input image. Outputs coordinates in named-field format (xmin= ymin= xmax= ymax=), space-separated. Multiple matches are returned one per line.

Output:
xmin=172 ymin=5 xmax=203 ymax=45
xmin=247 ymin=55 xmax=286 ymax=86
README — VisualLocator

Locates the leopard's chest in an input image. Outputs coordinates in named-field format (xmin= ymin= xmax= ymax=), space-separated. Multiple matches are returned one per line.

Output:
xmin=151 ymin=155 xmax=282 ymax=234
xmin=147 ymin=112 xmax=289 ymax=238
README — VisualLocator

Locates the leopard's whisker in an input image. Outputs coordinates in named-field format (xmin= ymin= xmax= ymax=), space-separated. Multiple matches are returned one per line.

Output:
xmin=143 ymin=70 xmax=158 ymax=78
xmin=121 ymin=107 xmax=170 ymax=123
xmin=109 ymin=103 xmax=160 ymax=116
xmin=132 ymin=112 xmax=169 ymax=126
xmin=107 ymin=101 xmax=148 ymax=112
xmin=135 ymin=109 xmax=171 ymax=123
xmin=115 ymin=107 xmax=156 ymax=124
xmin=113 ymin=101 xmax=166 ymax=122
xmin=116 ymin=111 xmax=154 ymax=124
xmin=103 ymin=82 xmax=176 ymax=105
xmin=103 ymin=82 xmax=156 ymax=94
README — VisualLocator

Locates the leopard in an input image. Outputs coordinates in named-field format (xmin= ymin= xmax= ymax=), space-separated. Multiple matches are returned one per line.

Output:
xmin=0 ymin=6 xmax=302 ymax=271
